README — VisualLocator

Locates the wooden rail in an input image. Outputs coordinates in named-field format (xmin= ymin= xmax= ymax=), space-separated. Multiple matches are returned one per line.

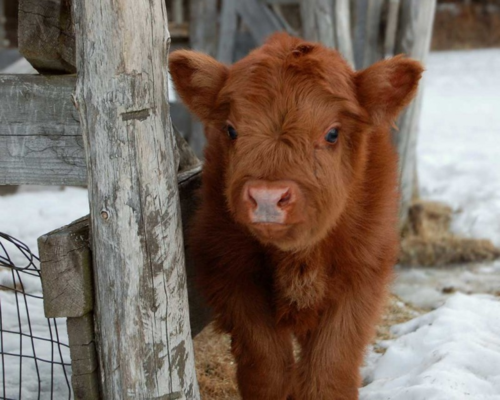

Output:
xmin=0 ymin=75 xmax=196 ymax=186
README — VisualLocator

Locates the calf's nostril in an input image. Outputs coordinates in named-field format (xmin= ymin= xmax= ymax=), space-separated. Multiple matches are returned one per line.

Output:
xmin=277 ymin=190 xmax=291 ymax=207
xmin=248 ymin=192 xmax=258 ymax=208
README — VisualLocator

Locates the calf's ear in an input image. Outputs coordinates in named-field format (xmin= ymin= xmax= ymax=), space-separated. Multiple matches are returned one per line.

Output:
xmin=355 ymin=56 xmax=423 ymax=125
xmin=169 ymin=50 xmax=229 ymax=122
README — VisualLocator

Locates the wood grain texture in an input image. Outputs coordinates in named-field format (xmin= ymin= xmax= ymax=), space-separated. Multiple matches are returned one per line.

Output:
xmin=73 ymin=0 xmax=200 ymax=397
xmin=217 ymin=0 xmax=238 ymax=64
xmin=384 ymin=0 xmax=401 ymax=58
xmin=394 ymin=0 xmax=436 ymax=227
xmin=18 ymin=0 xmax=76 ymax=73
xmin=188 ymin=0 xmax=219 ymax=158
xmin=236 ymin=0 xmax=284 ymax=44
xmin=0 ymin=74 xmax=84 ymax=185
xmin=38 ymin=216 xmax=93 ymax=318
xmin=0 ymin=75 xmax=198 ymax=185
xmin=353 ymin=0 xmax=384 ymax=69
xmin=300 ymin=0 xmax=336 ymax=48
xmin=334 ymin=0 xmax=355 ymax=66
xmin=67 ymin=312 xmax=100 ymax=400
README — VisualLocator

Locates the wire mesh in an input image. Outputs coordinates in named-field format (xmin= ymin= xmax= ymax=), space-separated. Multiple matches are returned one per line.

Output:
xmin=0 ymin=232 xmax=72 ymax=400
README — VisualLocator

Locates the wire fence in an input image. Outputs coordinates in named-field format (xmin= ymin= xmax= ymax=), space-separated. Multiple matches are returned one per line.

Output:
xmin=0 ymin=233 xmax=72 ymax=400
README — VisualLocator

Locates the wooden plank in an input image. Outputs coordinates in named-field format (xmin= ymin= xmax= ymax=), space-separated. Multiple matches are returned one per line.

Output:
xmin=172 ymin=0 xmax=184 ymax=24
xmin=334 ymin=0 xmax=355 ymax=66
xmin=352 ymin=0 xmax=368 ymax=69
xmin=72 ymin=0 xmax=200 ymax=397
xmin=384 ymin=0 xmax=401 ymax=58
xmin=300 ymin=0 xmax=336 ymax=48
xmin=67 ymin=312 xmax=100 ymax=400
xmin=0 ymin=134 xmax=86 ymax=186
xmin=0 ymin=75 xmax=80 ymax=137
xmin=188 ymin=0 xmax=218 ymax=158
xmin=394 ymin=0 xmax=436 ymax=227
xmin=356 ymin=0 xmax=384 ymax=69
xmin=217 ymin=0 xmax=238 ymax=64
xmin=265 ymin=0 xmax=299 ymax=4
xmin=0 ymin=0 xmax=7 ymax=49
xmin=38 ymin=216 xmax=92 ymax=318
xmin=67 ymin=314 xmax=97 ymax=375
xmin=18 ymin=0 xmax=76 ymax=73
xmin=237 ymin=0 xmax=284 ymax=44
xmin=0 ymin=75 xmax=83 ymax=185
xmin=189 ymin=0 xmax=218 ymax=56
xmin=0 ymin=75 xmax=199 ymax=185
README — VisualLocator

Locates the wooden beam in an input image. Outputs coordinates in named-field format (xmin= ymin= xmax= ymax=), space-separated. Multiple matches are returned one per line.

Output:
xmin=301 ymin=0 xmax=336 ymax=48
xmin=394 ymin=0 xmax=437 ymax=227
xmin=384 ymin=0 xmax=401 ymax=58
xmin=353 ymin=0 xmax=384 ymax=69
xmin=334 ymin=0 xmax=355 ymax=66
xmin=0 ymin=74 xmax=83 ymax=185
xmin=0 ymin=75 xmax=199 ymax=186
xmin=18 ymin=0 xmax=76 ymax=73
xmin=66 ymin=313 xmax=100 ymax=400
xmin=188 ymin=0 xmax=218 ymax=158
xmin=73 ymin=0 xmax=199 ymax=397
xmin=217 ymin=0 xmax=238 ymax=64
xmin=38 ymin=216 xmax=93 ymax=318
xmin=237 ymin=0 xmax=285 ymax=44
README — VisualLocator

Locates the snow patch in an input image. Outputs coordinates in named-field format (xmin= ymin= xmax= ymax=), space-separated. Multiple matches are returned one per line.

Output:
xmin=419 ymin=49 xmax=500 ymax=247
xmin=361 ymin=293 xmax=500 ymax=400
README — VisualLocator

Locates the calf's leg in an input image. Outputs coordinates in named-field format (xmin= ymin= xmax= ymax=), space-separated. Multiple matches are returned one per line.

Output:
xmin=294 ymin=285 xmax=387 ymax=400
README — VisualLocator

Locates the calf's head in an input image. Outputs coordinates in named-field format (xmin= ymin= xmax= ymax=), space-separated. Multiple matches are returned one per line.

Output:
xmin=170 ymin=33 xmax=422 ymax=251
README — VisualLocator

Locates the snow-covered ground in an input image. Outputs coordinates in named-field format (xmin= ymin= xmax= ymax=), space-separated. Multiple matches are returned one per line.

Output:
xmin=418 ymin=49 xmax=500 ymax=247
xmin=361 ymin=293 xmax=500 ymax=400
xmin=0 ymin=49 xmax=499 ymax=399
xmin=0 ymin=187 xmax=88 ymax=399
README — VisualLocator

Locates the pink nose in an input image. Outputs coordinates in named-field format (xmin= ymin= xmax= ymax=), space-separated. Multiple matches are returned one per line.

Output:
xmin=242 ymin=180 xmax=298 ymax=224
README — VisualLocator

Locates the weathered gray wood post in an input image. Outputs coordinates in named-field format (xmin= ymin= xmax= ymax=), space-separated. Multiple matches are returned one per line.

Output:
xmin=72 ymin=0 xmax=200 ymax=397
xmin=394 ymin=0 xmax=437 ymax=227
xmin=188 ymin=0 xmax=218 ymax=157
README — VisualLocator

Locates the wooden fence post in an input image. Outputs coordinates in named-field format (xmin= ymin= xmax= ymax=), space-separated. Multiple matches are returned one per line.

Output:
xmin=72 ymin=0 xmax=200 ymax=398
xmin=188 ymin=0 xmax=218 ymax=158
xmin=394 ymin=0 xmax=437 ymax=227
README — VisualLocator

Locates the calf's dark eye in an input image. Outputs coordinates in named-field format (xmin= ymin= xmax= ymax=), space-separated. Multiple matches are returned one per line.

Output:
xmin=227 ymin=125 xmax=238 ymax=140
xmin=325 ymin=128 xmax=339 ymax=144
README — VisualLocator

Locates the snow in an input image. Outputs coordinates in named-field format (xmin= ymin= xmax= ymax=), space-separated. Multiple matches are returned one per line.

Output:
xmin=392 ymin=260 xmax=500 ymax=309
xmin=361 ymin=293 xmax=500 ymax=400
xmin=418 ymin=49 xmax=500 ymax=247
xmin=1 ymin=48 xmax=500 ymax=398
xmin=0 ymin=188 xmax=89 ymax=399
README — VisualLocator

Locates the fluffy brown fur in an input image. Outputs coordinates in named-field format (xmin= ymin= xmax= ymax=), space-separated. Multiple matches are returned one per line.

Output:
xmin=169 ymin=33 xmax=423 ymax=400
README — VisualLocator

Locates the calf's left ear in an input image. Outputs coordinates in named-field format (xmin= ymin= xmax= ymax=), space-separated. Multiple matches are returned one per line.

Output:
xmin=169 ymin=50 xmax=229 ymax=122
xmin=355 ymin=56 xmax=424 ymax=125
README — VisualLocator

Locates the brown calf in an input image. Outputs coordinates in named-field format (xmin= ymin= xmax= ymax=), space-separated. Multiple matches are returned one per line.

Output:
xmin=169 ymin=33 xmax=422 ymax=400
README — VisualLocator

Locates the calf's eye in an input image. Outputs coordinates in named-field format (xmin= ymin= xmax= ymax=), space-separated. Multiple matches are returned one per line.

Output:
xmin=227 ymin=124 xmax=238 ymax=140
xmin=325 ymin=128 xmax=339 ymax=144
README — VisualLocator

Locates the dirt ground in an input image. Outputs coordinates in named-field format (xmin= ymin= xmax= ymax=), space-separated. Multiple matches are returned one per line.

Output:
xmin=193 ymin=295 xmax=422 ymax=400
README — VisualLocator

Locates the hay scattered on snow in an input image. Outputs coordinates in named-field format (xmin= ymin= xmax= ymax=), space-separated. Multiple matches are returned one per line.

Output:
xmin=400 ymin=200 xmax=500 ymax=266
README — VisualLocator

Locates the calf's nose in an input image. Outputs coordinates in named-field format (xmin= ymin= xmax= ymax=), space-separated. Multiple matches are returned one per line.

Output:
xmin=242 ymin=180 xmax=298 ymax=224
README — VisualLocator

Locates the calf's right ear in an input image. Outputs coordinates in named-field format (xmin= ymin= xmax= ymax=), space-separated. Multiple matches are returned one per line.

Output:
xmin=169 ymin=50 xmax=229 ymax=122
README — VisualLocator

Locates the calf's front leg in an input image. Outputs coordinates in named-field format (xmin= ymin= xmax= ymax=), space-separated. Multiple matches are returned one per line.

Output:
xmin=295 ymin=285 xmax=387 ymax=400
xmin=216 ymin=282 xmax=295 ymax=400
